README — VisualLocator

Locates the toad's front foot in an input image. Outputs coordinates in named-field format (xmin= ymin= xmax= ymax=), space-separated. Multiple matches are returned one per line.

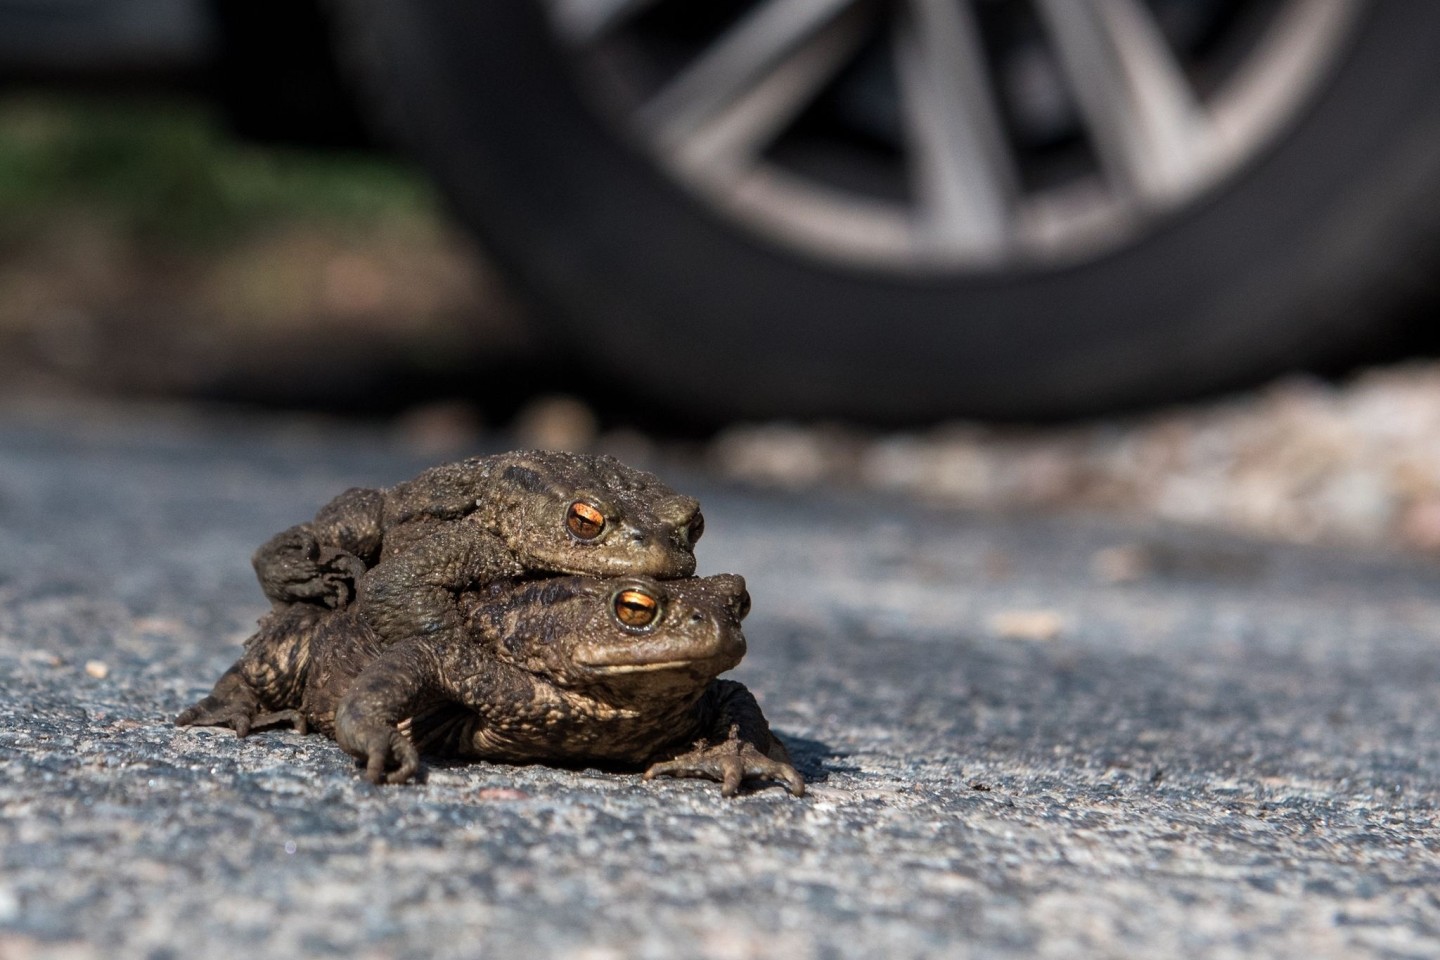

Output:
xmin=334 ymin=709 xmax=421 ymax=785
xmin=645 ymin=728 xmax=805 ymax=797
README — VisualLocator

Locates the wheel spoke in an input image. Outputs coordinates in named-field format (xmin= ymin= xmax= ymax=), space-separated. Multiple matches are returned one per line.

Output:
xmin=894 ymin=0 xmax=1019 ymax=262
xmin=547 ymin=0 xmax=1361 ymax=270
xmin=1034 ymin=0 xmax=1212 ymax=203
xmin=546 ymin=0 xmax=663 ymax=45
xmin=671 ymin=6 xmax=874 ymax=178
xmin=635 ymin=0 xmax=865 ymax=153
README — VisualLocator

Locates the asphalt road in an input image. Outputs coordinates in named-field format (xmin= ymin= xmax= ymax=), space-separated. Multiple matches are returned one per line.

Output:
xmin=2 ymin=404 xmax=1439 ymax=959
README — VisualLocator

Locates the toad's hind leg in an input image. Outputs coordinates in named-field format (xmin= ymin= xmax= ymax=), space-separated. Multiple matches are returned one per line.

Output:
xmin=251 ymin=709 xmax=309 ymax=734
xmin=177 ymin=604 xmax=325 ymax=736
xmin=176 ymin=666 xmax=265 ymax=737
xmin=253 ymin=487 xmax=384 ymax=608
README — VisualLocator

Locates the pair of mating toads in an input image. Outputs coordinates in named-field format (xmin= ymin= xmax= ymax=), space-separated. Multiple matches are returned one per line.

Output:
xmin=178 ymin=451 xmax=803 ymax=797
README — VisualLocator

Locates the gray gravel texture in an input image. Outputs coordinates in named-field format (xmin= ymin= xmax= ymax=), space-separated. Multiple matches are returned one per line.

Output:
xmin=2 ymin=404 xmax=1439 ymax=959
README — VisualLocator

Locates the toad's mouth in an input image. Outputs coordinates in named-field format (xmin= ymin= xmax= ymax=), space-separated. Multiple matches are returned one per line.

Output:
xmin=541 ymin=548 xmax=696 ymax=580
xmin=585 ymin=660 xmax=700 ymax=675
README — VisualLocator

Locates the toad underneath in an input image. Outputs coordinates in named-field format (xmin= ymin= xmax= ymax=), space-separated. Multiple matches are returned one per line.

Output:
xmin=185 ymin=573 xmax=802 ymax=797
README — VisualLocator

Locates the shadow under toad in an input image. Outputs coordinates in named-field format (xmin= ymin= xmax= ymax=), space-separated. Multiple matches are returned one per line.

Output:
xmin=776 ymin=731 xmax=851 ymax=785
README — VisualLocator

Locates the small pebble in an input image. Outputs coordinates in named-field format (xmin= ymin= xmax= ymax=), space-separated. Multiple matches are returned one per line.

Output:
xmin=989 ymin=610 xmax=1064 ymax=642
xmin=84 ymin=660 xmax=109 ymax=679
xmin=475 ymin=787 xmax=529 ymax=802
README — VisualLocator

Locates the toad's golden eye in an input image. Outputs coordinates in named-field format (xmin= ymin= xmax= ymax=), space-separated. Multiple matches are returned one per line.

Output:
xmin=614 ymin=589 xmax=660 ymax=629
xmin=566 ymin=501 xmax=605 ymax=540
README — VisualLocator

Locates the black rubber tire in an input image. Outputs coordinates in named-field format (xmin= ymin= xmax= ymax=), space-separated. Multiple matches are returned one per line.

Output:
xmin=336 ymin=1 xmax=1440 ymax=423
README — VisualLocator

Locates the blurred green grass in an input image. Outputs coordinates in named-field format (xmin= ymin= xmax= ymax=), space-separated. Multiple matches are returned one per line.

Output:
xmin=0 ymin=93 xmax=537 ymax=413
xmin=0 ymin=94 xmax=436 ymax=247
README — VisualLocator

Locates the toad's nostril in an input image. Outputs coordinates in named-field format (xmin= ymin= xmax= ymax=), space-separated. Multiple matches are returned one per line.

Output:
xmin=732 ymin=590 xmax=752 ymax=621
xmin=659 ymin=496 xmax=702 ymax=528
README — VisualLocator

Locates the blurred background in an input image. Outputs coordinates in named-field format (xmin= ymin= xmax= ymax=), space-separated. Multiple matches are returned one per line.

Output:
xmin=8 ymin=0 xmax=1440 ymax=551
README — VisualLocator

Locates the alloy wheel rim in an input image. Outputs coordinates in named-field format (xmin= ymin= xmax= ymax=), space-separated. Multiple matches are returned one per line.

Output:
xmin=544 ymin=0 xmax=1366 ymax=274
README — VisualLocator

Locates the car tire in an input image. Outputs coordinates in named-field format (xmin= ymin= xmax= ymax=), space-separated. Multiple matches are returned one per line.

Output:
xmin=333 ymin=0 xmax=1440 ymax=423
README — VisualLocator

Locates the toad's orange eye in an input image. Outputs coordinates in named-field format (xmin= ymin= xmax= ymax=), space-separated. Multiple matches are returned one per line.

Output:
xmin=614 ymin=589 xmax=660 ymax=629
xmin=566 ymin=502 xmax=605 ymax=540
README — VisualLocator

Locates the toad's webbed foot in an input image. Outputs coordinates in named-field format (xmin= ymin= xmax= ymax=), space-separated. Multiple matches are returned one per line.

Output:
xmin=177 ymin=696 xmax=258 ymax=737
xmin=177 ymin=670 xmax=264 ymax=737
xmin=312 ymin=549 xmax=368 ymax=608
xmin=254 ymin=487 xmax=384 ymax=608
xmin=251 ymin=709 xmax=309 ymax=735
xmin=177 ymin=688 xmax=308 ymax=737
xmin=254 ymin=528 xmax=368 ymax=609
xmin=645 ymin=725 xmax=805 ymax=797
xmin=334 ymin=708 xmax=421 ymax=785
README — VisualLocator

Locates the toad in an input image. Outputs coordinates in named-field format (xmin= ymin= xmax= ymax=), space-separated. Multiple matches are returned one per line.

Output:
xmin=182 ymin=574 xmax=803 ymax=797
xmin=253 ymin=449 xmax=704 ymax=612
